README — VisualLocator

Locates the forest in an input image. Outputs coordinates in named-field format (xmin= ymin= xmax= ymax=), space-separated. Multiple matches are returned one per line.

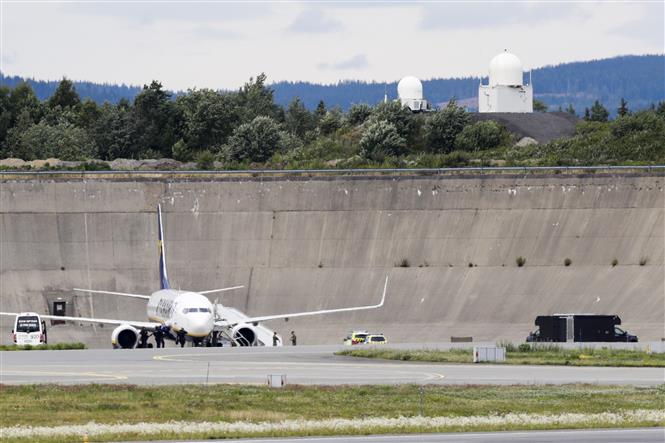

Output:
xmin=1 ymin=72 xmax=664 ymax=170
xmin=2 ymin=54 xmax=662 ymax=116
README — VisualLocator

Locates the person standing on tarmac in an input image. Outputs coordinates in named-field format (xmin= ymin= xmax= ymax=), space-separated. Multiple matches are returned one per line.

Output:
xmin=290 ymin=331 xmax=297 ymax=346
xmin=177 ymin=329 xmax=187 ymax=348
xmin=139 ymin=327 xmax=149 ymax=348
xmin=272 ymin=332 xmax=279 ymax=346
xmin=154 ymin=326 xmax=164 ymax=348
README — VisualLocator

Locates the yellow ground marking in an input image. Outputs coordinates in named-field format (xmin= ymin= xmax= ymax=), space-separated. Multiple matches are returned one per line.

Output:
xmin=425 ymin=372 xmax=446 ymax=380
xmin=1 ymin=370 xmax=128 ymax=380
xmin=155 ymin=354 xmax=443 ymax=369
xmin=152 ymin=354 xmax=446 ymax=381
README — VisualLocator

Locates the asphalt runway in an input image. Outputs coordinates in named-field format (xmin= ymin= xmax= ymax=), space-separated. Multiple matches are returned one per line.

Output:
xmin=136 ymin=428 xmax=665 ymax=442
xmin=1 ymin=345 xmax=663 ymax=385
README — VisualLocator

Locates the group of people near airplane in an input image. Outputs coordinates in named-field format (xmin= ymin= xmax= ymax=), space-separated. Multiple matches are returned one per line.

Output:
xmin=1 ymin=205 xmax=387 ymax=349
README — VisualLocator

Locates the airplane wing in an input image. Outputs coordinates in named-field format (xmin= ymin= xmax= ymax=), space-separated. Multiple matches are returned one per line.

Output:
xmin=199 ymin=285 xmax=245 ymax=295
xmin=73 ymin=288 xmax=151 ymax=300
xmin=216 ymin=276 xmax=388 ymax=326
xmin=0 ymin=312 xmax=159 ymax=329
xmin=74 ymin=286 xmax=245 ymax=298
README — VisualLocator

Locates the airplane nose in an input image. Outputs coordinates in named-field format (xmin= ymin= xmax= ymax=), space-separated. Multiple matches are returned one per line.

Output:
xmin=186 ymin=314 xmax=213 ymax=337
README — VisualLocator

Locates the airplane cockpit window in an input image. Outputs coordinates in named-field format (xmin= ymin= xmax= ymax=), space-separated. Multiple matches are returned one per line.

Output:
xmin=182 ymin=308 xmax=211 ymax=314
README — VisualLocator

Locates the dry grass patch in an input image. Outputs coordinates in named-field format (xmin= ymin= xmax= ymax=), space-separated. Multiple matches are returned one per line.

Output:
xmin=337 ymin=346 xmax=665 ymax=367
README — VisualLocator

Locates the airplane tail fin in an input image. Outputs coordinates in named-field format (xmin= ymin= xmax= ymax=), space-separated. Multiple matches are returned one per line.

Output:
xmin=157 ymin=204 xmax=170 ymax=290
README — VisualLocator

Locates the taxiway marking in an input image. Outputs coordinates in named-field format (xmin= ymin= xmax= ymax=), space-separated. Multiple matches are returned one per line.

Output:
xmin=1 ymin=370 xmax=128 ymax=381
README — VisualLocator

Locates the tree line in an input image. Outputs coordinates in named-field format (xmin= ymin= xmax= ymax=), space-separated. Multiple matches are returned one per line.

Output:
xmin=1 ymin=74 xmax=664 ymax=168
xmin=3 ymin=54 xmax=662 ymax=115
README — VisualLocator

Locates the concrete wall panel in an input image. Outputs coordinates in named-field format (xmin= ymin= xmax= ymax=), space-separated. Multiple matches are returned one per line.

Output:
xmin=1 ymin=174 xmax=663 ymax=346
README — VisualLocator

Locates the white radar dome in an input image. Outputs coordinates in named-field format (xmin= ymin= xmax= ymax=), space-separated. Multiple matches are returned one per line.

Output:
xmin=489 ymin=51 xmax=524 ymax=86
xmin=397 ymin=76 xmax=423 ymax=100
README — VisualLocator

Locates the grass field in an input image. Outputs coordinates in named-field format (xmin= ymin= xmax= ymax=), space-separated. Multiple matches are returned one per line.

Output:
xmin=336 ymin=346 xmax=665 ymax=367
xmin=1 ymin=384 xmax=663 ymax=442
xmin=0 ymin=342 xmax=86 ymax=351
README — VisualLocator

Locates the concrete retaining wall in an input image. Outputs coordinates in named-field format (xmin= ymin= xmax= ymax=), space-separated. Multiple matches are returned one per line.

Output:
xmin=1 ymin=173 xmax=663 ymax=346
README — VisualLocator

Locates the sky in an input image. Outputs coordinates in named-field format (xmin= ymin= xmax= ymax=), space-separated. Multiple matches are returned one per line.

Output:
xmin=1 ymin=1 xmax=663 ymax=91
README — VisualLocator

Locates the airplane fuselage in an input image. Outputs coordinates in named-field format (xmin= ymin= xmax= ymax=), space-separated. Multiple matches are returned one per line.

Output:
xmin=146 ymin=290 xmax=214 ymax=339
xmin=0 ymin=205 xmax=385 ymax=349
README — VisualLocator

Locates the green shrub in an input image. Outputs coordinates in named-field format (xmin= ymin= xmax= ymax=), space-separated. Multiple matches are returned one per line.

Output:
xmin=195 ymin=150 xmax=215 ymax=170
xmin=518 ymin=343 xmax=532 ymax=352
xmin=77 ymin=161 xmax=111 ymax=171
xmin=5 ymin=120 xmax=97 ymax=161
xmin=397 ymin=258 xmax=410 ymax=268
xmin=318 ymin=109 xmax=343 ymax=135
xmin=423 ymin=100 xmax=470 ymax=154
xmin=639 ymin=256 xmax=648 ymax=266
xmin=370 ymin=101 xmax=416 ymax=140
xmin=516 ymin=256 xmax=526 ymax=267
xmin=0 ymin=342 xmax=86 ymax=351
xmin=226 ymin=116 xmax=281 ymax=162
xmin=455 ymin=120 xmax=508 ymax=151
xmin=172 ymin=138 xmax=193 ymax=162
xmin=496 ymin=340 xmax=517 ymax=352
xmin=440 ymin=151 xmax=470 ymax=168
xmin=611 ymin=258 xmax=618 ymax=267
xmin=564 ymin=258 xmax=572 ymax=266
xmin=360 ymin=120 xmax=407 ymax=160
xmin=346 ymin=103 xmax=372 ymax=126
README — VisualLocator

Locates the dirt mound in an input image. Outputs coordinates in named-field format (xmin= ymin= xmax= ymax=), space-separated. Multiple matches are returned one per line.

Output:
xmin=0 ymin=158 xmax=26 ymax=168
xmin=472 ymin=112 xmax=577 ymax=143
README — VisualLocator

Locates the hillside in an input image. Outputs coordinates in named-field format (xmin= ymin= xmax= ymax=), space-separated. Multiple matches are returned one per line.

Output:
xmin=1 ymin=54 xmax=663 ymax=116
xmin=1 ymin=173 xmax=662 ymax=346
xmin=272 ymin=55 xmax=664 ymax=115
xmin=0 ymin=75 xmax=141 ymax=105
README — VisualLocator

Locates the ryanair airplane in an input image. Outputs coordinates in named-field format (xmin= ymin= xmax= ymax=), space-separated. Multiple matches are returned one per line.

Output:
xmin=2 ymin=205 xmax=387 ymax=348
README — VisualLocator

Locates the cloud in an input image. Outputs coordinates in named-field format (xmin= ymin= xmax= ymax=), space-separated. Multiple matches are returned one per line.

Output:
xmin=288 ymin=9 xmax=342 ymax=33
xmin=59 ymin=2 xmax=270 ymax=25
xmin=318 ymin=54 xmax=369 ymax=70
xmin=1 ymin=51 xmax=18 ymax=66
xmin=190 ymin=26 xmax=241 ymax=41
xmin=420 ymin=3 xmax=581 ymax=30
xmin=610 ymin=3 xmax=664 ymax=47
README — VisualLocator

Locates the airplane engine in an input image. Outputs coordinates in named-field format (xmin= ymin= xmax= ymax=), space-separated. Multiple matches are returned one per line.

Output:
xmin=111 ymin=324 xmax=139 ymax=349
xmin=231 ymin=324 xmax=257 ymax=346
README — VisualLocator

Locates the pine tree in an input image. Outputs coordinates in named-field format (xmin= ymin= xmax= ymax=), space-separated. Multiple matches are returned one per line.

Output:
xmin=589 ymin=100 xmax=609 ymax=122
xmin=533 ymin=99 xmax=548 ymax=112
xmin=284 ymin=97 xmax=314 ymax=138
xmin=48 ymin=78 xmax=81 ymax=109
xmin=566 ymin=104 xmax=576 ymax=116
xmin=315 ymin=100 xmax=326 ymax=119
xmin=617 ymin=98 xmax=629 ymax=117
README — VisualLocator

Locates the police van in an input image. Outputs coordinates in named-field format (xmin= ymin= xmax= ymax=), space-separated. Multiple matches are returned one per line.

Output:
xmin=11 ymin=312 xmax=47 ymax=346
xmin=526 ymin=314 xmax=638 ymax=343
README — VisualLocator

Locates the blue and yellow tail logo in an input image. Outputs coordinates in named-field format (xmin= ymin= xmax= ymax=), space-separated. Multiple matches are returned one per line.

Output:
xmin=157 ymin=205 xmax=170 ymax=290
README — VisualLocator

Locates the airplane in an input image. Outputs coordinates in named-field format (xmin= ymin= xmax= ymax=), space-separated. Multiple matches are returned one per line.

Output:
xmin=1 ymin=205 xmax=388 ymax=348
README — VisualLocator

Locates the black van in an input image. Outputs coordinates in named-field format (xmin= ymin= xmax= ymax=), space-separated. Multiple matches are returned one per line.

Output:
xmin=526 ymin=314 xmax=638 ymax=342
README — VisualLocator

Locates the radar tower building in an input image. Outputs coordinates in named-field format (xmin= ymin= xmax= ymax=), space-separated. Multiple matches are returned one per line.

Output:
xmin=479 ymin=50 xmax=533 ymax=113
xmin=397 ymin=76 xmax=429 ymax=112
